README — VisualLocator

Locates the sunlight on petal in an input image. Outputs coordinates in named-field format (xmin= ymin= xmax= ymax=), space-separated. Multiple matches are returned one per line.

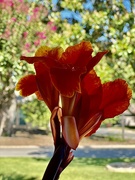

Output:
xmin=35 ymin=46 xmax=51 ymax=56
xmin=15 ymin=74 xmax=37 ymax=96
xmin=61 ymin=41 xmax=93 ymax=67
xmin=85 ymin=120 xmax=102 ymax=137
xmin=34 ymin=62 xmax=59 ymax=111
xmin=49 ymin=47 xmax=64 ymax=61
xmin=21 ymin=46 xmax=63 ymax=66
xmin=50 ymin=107 xmax=61 ymax=146
xmin=62 ymin=116 xmax=79 ymax=150
xmin=35 ymin=91 xmax=43 ymax=101
xmin=61 ymin=94 xmax=77 ymax=116
xmin=79 ymin=112 xmax=102 ymax=139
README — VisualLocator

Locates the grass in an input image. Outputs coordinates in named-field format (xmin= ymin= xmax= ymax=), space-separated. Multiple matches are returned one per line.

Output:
xmin=91 ymin=134 xmax=125 ymax=142
xmin=0 ymin=157 xmax=135 ymax=180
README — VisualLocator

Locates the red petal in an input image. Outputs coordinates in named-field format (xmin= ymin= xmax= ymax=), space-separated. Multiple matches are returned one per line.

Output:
xmin=61 ymin=94 xmax=77 ymax=116
xmin=15 ymin=74 xmax=37 ymax=96
xmin=79 ymin=112 xmax=102 ymax=139
xmin=76 ymin=70 xmax=102 ymax=128
xmin=50 ymin=107 xmax=61 ymax=145
xmin=35 ymin=91 xmax=44 ymax=101
xmin=49 ymin=47 xmax=63 ymax=61
xmin=36 ymin=46 xmax=63 ymax=68
xmin=87 ymin=50 xmax=108 ymax=72
xmin=61 ymin=116 xmax=79 ymax=150
xmin=20 ymin=56 xmax=60 ymax=67
xmin=61 ymin=41 xmax=93 ymax=67
xmin=35 ymin=46 xmax=51 ymax=56
xmin=21 ymin=46 xmax=63 ymax=68
xmin=85 ymin=119 xmax=102 ymax=137
xmin=50 ymin=67 xmax=85 ymax=97
xmin=20 ymin=56 xmax=45 ymax=64
xmin=34 ymin=62 xmax=59 ymax=111
xmin=81 ymin=70 xmax=101 ymax=95
xmin=100 ymin=79 xmax=132 ymax=119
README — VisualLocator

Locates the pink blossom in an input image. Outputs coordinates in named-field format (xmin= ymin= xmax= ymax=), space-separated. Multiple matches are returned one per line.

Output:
xmin=0 ymin=0 xmax=4 ymax=3
xmin=23 ymin=32 xmax=28 ymax=38
xmin=25 ymin=43 xmax=31 ymax=52
xmin=11 ymin=17 xmax=17 ymax=22
xmin=2 ymin=30 xmax=11 ymax=38
xmin=24 ymin=43 xmax=31 ymax=52
xmin=39 ymin=32 xmax=46 ymax=39
xmin=47 ymin=21 xmax=53 ymax=26
xmin=2 ymin=0 xmax=14 ymax=7
xmin=34 ymin=39 xmax=40 ymax=46
xmin=51 ymin=25 xmax=57 ymax=31
xmin=33 ymin=7 xmax=39 ymax=13
xmin=47 ymin=21 xmax=57 ymax=32
xmin=36 ymin=32 xmax=46 ymax=39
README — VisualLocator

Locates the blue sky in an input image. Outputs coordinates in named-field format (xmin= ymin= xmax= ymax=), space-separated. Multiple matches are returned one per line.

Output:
xmin=52 ymin=0 xmax=131 ymax=23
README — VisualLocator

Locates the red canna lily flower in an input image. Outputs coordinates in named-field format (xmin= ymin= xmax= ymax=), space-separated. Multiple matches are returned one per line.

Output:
xmin=20 ymin=41 xmax=108 ymax=97
xmin=16 ymin=41 xmax=132 ymax=180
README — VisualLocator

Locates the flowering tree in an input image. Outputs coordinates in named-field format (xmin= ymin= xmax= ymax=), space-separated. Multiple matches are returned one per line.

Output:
xmin=43 ymin=0 xmax=135 ymax=124
xmin=16 ymin=41 xmax=132 ymax=179
xmin=46 ymin=0 xmax=135 ymax=99
xmin=0 ymin=0 xmax=56 ymax=135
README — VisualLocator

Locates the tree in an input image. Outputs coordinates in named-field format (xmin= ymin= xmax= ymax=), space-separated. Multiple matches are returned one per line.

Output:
xmin=48 ymin=0 xmax=135 ymax=128
xmin=39 ymin=0 xmax=134 ymax=127
xmin=1 ymin=0 xmax=135 ymax=135
xmin=0 ymin=0 xmax=56 ymax=135
xmin=45 ymin=0 xmax=135 ymax=96
xmin=20 ymin=98 xmax=51 ymax=130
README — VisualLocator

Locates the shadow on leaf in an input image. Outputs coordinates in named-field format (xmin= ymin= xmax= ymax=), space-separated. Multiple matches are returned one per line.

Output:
xmin=0 ymin=173 xmax=38 ymax=180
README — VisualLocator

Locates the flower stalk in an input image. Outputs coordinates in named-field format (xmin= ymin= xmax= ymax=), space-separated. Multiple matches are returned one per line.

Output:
xmin=42 ymin=141 xmax=68 ymax=180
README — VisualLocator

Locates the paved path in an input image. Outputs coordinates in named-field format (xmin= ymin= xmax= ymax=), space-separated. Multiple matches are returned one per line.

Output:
xmin=96 ymin=127 xmax=135 ymax=140
xmin=1 ymin=145 xmax=135 ymax=158
xmin=0 ymin=127 xmax=135 ymax=158
xmin=74 ymin=146 xmax=135 ymax=158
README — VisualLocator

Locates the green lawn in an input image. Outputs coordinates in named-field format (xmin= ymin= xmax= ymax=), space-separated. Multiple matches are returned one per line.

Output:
xmin=0 ymin=157 xmax=135 ymax=180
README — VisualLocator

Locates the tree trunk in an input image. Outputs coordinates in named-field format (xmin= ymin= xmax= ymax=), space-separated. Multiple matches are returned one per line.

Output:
xmin=0 ymin=111 xmax=6 ymax=136
xmin=0 ymin=97 xmax=17 ymax=136
xmin=6 ymin=98 xmax=17 ymax=136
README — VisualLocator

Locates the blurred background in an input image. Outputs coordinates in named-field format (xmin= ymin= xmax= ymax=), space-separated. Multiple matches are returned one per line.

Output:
xmin=0 ymin=0 xmax=135 ymax=180
xmin=0 ymin=0 xmax=135 ymax=137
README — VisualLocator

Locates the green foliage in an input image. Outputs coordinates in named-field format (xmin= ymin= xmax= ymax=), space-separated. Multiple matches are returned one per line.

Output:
xmin=0 ymin=0 xmax=55 ymax=85
xmin=47 ymin=0 xmax=135 ymax=100
xmin=0 ymin=158 xmax=135 ymax=180
xmin=60 ymin=0 xmax=83 ymax=11
xmin=0 ymin=0 xmax=56 ymax=131
xmin=20 ymin=98 xmax=51 ymax=129
xmin=95 ymin=59 xmax=114 ymax=83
